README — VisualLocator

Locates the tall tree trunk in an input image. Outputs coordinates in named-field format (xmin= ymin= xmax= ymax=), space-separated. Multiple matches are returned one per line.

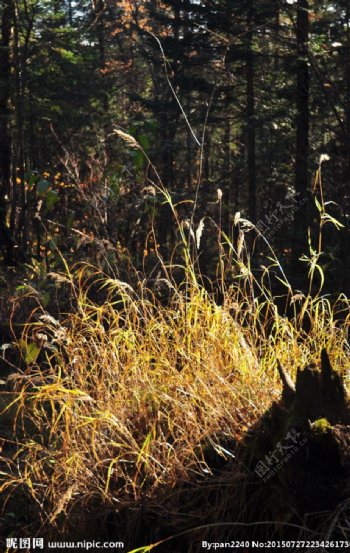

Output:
xmin=246 ymin=0 xmax=256 ymax=223
xmin=157 ymin=106 xmax=178 ymax=258
xmin=340 ymin=4 xmax=350 ymax=291
xmin=224 ymin=112 xmax=231 ymax=205
xmin=273 ymin=3 xmax=280 ymax=71
xmin=12 ymin=3 xmax=26 ymax=248
xmin=0 ymin=0 xmax=14 ymax=263
xmin=343 ymin=3 xmax=350 ymax=207
xmin=93 ymin=0 xmax=109 ymax=114
xmin=293 ymin=0 xmax=309 ymax=261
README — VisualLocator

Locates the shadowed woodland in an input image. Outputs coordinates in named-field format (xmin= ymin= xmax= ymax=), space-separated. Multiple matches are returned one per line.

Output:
xmin=1 ymin=1 xmax=350 ymax=552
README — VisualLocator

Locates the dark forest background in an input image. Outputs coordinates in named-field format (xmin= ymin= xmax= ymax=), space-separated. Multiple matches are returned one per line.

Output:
xmin=1 ymin=0 xmax=350 ymax=296
xmin=3 ymin=3 xmax=350 ymax=547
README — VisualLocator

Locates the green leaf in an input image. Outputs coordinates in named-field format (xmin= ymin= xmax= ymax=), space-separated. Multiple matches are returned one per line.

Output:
xmin=314 ymin=196 xmax=322 ymax=212
xmin=37 ymin=179 xmax=51 ymax=194
xmin=138 ymin=134 xmax=150 ymax=152
xmin=26 ymin=173 xmax=40 ymax=189
xmin=134 ymin=149 xmax=145 ymax=169
xmin=45 ymin=190 xmax=59 ymax=211
xmin=25 ymin=342 xmax=41 ymax=364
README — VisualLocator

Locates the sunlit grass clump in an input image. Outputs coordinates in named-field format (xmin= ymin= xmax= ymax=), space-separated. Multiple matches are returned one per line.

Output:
xmin=1 ymin=259 xmax=350 ymax=539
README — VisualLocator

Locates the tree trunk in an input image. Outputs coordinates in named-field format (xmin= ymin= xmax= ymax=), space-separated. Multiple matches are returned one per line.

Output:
xmin=293 ymin=0 xmax=309 ymax=261
xmin=339 ymin=5 xmax=350 ymax=292
xmin=12 ymin=3 xmax=27 ymax=249
xmin=0 ymin=0 xmax=14 ymax=263
xmin=93 ymin=0 xmax=109 ymax=114
xmin=246 ymin=1 xmax=256 ymax=223
xmin=344 ymin=5 xmax=350 ymax=196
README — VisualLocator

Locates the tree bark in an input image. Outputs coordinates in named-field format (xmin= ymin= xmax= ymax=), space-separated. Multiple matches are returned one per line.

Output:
xmin=12 ymin=2 xmax=27 ymax=249
xmin=338 ymin=5 xmax=350 ymax=291
xmin=0 ymin=0 xmax=14 ymax=263
xmin=343 ymin=4 xmax=350 ymax=209
xmin=246 ymin=1 xmax=256 ymax=223
xmin=293 ymin=0 xmax=309 ymax=261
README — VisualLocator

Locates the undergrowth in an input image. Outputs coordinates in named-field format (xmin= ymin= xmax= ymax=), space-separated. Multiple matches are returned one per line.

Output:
xmin=1 ymin=249 xmax=350 ymax=547
xmin=1 ymin=142 xmax=349 ymax=550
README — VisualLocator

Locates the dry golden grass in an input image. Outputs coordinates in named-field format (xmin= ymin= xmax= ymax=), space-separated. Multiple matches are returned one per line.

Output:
xmin=1 ymin=256 xmax=350 ymax=545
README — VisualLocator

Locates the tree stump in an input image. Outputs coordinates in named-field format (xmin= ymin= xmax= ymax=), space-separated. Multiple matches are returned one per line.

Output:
xmin=233 ymin=349 xmax=350 ymax=537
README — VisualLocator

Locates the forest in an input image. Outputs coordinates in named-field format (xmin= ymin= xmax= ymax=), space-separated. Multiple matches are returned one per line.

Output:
xmin=1 ymin=0 xmax=350 ymax=551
